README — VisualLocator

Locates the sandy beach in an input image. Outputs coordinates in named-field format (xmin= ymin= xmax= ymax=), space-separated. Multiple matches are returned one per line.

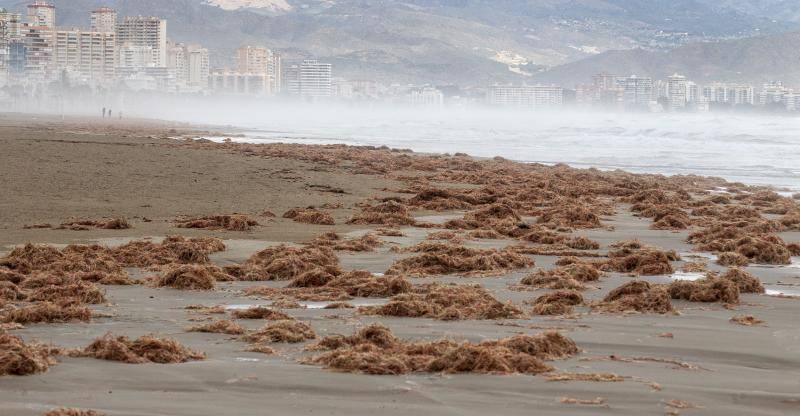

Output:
xmin=1 ymin=114 xmax=799 ymax=416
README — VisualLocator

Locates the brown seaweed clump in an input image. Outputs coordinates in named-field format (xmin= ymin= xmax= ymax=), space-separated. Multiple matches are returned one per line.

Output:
xmin=308 ymin=232 xmax=382 ymax=252
xmin=668 ymin=276 xmax=740 ymax=304
xmin=593 ymin=281 xmax=673 ymax=314
xmin=25 ymin=280 xmax=107 ymax=304
xmin=231 ymin=245 xmax=341 ymax=281
xmin=688 ymin=226 xmax=791 ymax=265
xmin=304 ymin=324 xmax=578 ymax=375
xmin=519 ymin=263 xmax=601 ymax=291
xmin=1 ymin=302 xmax=92 ymax=324
xmin=385 ymin=243 xmax=534 ymax=277
xmin=602 ymin=240 xmax=679 ymax=275
xmin=150 ymin=264 xmax=228 ymax=290
xmin=719 ymin=268 xmax=764 ymax=293
xmin=174 ymin=214 xmax=259 ymax=231
xmin=0 ymin=333 xmax=58 ymax=376
xmin=187 ymin=319 xmax=245 ymax=335
xmin=72 ymin=333 xmax=206 ymax=364
xmin=530 ymin=290 xmax=584 ymax=315
xmin=283 ymin=208 xmax=335 ymax=225
xmin=243 ymin=320 xmax=316 ymax=343
xmin=42 ymin=408 xmax=106 ymax=416
xmin=716 ymin=251 xmax=750 ymax=267
xmin=110 ymin=235 xmax=226 ymax=268
xmin=730 ymin=315 xmax=766 ymax=326
xmin=537 ymin=205 xmax=602 ymax=229
xmin=346 ymin=201 xmax=417 ymax=226
xmin=57 ymin=217 xmax=131 ymax=231
xmin=360 ymin=283 xmax=522 ymax=320
xmin=231 ymin=306 xmax=292 ymax=320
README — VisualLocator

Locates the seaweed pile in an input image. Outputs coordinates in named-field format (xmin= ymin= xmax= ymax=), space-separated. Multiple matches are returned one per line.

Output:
xmin=57 ymin=217 xmax=131 ymax=231
xmin=187 ymin=319 xmax=245 ymax=335
xmin=347 ymin=201 xmax=418 ymax=226
xmin=42 ymin=409 xmax=106 ymax=416
xmin=150 ymin=264 xmax=227 ymax=290
xmin=307 ymin=232 xmax=382 ymax=252
xmin=110 ymin=235 xmax=226 ymax=268
xmin=0 ymin=333 xmax=58 ymax=376
xmin=174 ymin=214 xmax=259 ymax=231
xmin=385 ymin=242 xmax=534 ymax=277
xmin=242 ymin=320 xmax=316 ymax=344
xmin=283 ymin=208 xmax=335 ymax=225
xmin=519 ymin=262 xmax=602 ymax=291
xmin=601 ymin=240 xmax=679 ymax=276
xmin=229 ymin=245 xmax=341 ymax=281
xmin=360 ymin=283 xmax=522 ymax=320
xmin=303 ymin=323 xmax=578 ymax=375
xmin=530 ymin=290 xmax=584 ymax=315
xmin=70 ymin=333 xmax=205 ymax=364
xmin=246 ymin=270 xmax=412 ymax=303
xmin=593 ymin=281 xmax=674 ymax=314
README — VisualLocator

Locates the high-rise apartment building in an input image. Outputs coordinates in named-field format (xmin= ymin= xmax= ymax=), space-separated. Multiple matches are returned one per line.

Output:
xmin=236 ymin=45 xmax=281 ymax=93
xmin=27 ymin=1 xmax=54 ymax=28
xmin=117 ymin=16 xmax=167 ymax=67
xmin=667 ymin=74 xmax=688 ymax=111
xmin=167 ymin=42 xmax=209 ymax=89
xmin=702 ymin=83 xmax=754 ymax=106
xmin=53 ymin=27 xmax=116 ymax=82
xmin=410 ymin=86 xmax=444 ymax=107
xmin=90 ymin=7 xmax=117 ymax=33
xmin=623 ymin=75 xmax=653 ymax=109
xmin=284 ymin=60 xmax=331 ymax=98
xmin=488 ymin=85 xmax=563 ymax=108
xmin=0 ymin=9 xmax=23 ymax=74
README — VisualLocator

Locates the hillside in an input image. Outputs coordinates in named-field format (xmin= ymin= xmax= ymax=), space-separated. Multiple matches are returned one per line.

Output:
xmin=532 ymin=30 xmax=800 ymax=87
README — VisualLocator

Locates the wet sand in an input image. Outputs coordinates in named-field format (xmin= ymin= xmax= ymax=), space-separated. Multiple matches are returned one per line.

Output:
xmin=1 ymin=115 xmax=800 ymax=415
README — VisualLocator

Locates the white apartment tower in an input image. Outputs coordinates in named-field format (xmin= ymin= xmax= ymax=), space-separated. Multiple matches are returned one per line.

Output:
xmin=488 ymin=85 xmax=563 ymax=108
xmin=285 ymin=60 xmax=332 ymax=98
xmin=117 ymin=16 xmax=167 ymax=67
xmin=27 ymin=1 xmax=54 ymax=28
xmin=53 ymin=27 xmax=116 ymax=82
xmin=91 ymin=7 xmax=117 ymax=33
xmin=667 ymin=74 xmax=688 ymax=111
xmin=623 ymin=75 xmax=653 ymax=108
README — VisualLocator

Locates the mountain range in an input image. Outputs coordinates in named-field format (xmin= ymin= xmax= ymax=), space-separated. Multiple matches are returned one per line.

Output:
xmin=0 ymin=0 xmax=798 ymax=86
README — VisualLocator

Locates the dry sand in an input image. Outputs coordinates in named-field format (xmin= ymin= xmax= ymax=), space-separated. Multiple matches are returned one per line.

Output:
xmin=1 ymin=114 xmax=799 ymax=416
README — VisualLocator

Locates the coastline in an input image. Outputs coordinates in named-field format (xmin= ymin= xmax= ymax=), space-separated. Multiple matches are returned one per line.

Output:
xmin=0 ymin=114 xmax=799 ymax=415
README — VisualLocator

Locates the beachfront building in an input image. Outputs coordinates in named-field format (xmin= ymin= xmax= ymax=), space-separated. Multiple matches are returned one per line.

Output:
xmin=410 ymin=86 xmax=444 ymax=107
xmin=488 ymin=84 xmax=563 ymax=109
xmin=236 ymin=45 xmax=281 ymax=93
xmin=667 ymin=74 xmax=688 ymax=111
xmin=284 ymin=59 xmax=332 ymax=99
xmin=116 ymin=16 xmax=167 ymax=68
xmin=167 ymin=42 xmax=209 ymax=90
xmin=209 ymin=70 xmax=270 ymax=95
xmin=52 ymin=27 xmax=116 ymax=83
xmin=90 ymin=7 xmax=117 ymax=33
xmin=623 ymin=75 xmax=653 ymax=109
xmin=701 ymin=83 xmax=755 ymax=106
xmin=0 ymin=9 xmax=23 ymax=77
xmin=27 ymin=1 xmax=54 ymax=28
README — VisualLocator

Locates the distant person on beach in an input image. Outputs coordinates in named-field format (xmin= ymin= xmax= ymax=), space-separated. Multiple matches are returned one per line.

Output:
xmin=108 ymin=109 xmax=112 ymax=118
xmin=102 ymin=107 xmax=106 ymax=118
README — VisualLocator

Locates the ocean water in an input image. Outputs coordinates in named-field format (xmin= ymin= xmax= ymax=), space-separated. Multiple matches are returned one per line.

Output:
xmin=186 ymin=108 xmax=800 ymax=192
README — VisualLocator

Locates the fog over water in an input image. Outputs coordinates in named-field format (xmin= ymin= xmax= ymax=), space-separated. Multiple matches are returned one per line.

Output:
xmin=59 ymin=98 xmax=800 ymax=191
